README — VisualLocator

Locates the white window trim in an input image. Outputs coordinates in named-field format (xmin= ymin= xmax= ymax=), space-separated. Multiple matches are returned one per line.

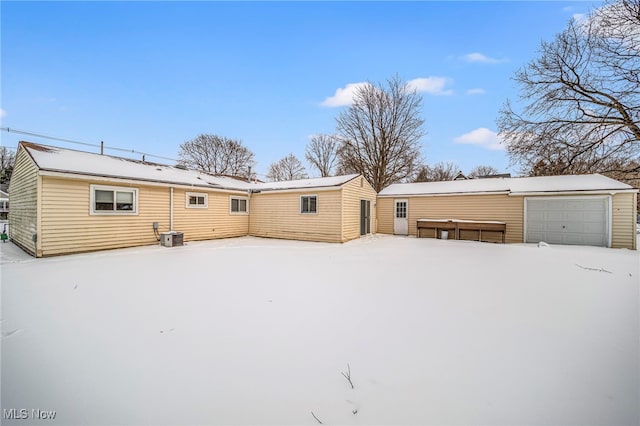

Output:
xmin=186 ymin=192 xmax=208 ymax=209
xmin=90 ymin=184 xmax=139 ymax=215
xmin=300 ymin=195 xmax=318 ymax=214
xmin=229 ymin=196 xmax=249 ymax=215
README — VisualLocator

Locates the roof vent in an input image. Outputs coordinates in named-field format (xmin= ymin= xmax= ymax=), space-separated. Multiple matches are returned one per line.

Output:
xmin=175 ymin=164 xmax=187 ymax=170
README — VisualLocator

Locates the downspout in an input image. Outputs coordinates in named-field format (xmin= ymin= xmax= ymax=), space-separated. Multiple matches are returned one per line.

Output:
xmin=247 ymin=189 xmax=252 ymax=236
xmin=170 ymin=187 xmax=174 ymax=231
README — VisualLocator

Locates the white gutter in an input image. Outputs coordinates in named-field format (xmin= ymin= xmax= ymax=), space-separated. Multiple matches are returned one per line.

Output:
xmin=508 ymin=189 xmax=638 ymax=196
xmin=251 ymin=185 xmax=343 ymax=194
xmin=38 ymin=170 xmax=250 ymax=195
xmin=378 ymin=191 xmax=510 ymax=198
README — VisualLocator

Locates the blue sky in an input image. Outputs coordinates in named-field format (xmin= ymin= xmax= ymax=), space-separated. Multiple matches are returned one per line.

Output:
xmin=1 ymin=1 xmax=598 ymax=179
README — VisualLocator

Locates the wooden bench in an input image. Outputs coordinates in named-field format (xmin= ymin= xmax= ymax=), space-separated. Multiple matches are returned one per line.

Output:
xmin=416 ymin=219 xmax=459 ymax=239
xmin=417 ymin=219 xmax=507 ymax=243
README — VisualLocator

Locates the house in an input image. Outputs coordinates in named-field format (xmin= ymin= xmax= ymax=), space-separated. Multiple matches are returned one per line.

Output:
xmin=377 ymin=175 xmax=637 ymax=249
xmin=0 ymin=189 xmax=8 ymax=221
xmin=249 ymin=174 xmax=376 ymax=243
xmin=8 ymin=142 xmax=376 ymax=257
xmin=453 ymin=171 xmax=468 ymax=180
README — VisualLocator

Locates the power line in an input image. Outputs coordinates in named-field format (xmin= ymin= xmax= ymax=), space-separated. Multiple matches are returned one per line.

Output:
xmin=0 ymin=127 xmax=180 ymax=163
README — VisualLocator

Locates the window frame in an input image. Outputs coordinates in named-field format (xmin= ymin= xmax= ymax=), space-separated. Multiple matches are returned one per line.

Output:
xmin=90 ymin=184 xmax=138 ymax=215
xmin=186 ymin=192 xmax=208 ymax=209
xmin=229 ymin=196 xmax=249 ymax=215
xmin=300 ymin=195 xmax=318 ymax=214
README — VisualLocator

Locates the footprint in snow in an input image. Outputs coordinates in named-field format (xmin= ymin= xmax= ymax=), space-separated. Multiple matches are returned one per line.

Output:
xmin=2 ymin=329 xmax=22 ymax=339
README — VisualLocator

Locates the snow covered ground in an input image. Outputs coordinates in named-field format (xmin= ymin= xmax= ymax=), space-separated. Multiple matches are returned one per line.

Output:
xmin=1 ymin=236 xmax=638 ymax=425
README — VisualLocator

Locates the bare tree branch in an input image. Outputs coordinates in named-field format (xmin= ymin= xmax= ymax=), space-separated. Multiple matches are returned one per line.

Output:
xmin=267 ymin=153 xmax=308 ymax=181
xmin=311 ymin=411 xmax=323 ymax=424
xmin=414 ymin=162 xmax=460 ymax=182
xmin=0 ymin=147 xmax=15 ymax=184
xmin=336 ymin=75 xmax=425 ymax=192
xmin=467 ymin=165 xmax=500 ymax=178
xmin=497 ymin=0 xmax=640 ymax=185
xmin=305 ymin=134 xmax=340 ymax=177
xmin=178 ymin=134 xmax=255 ymax=176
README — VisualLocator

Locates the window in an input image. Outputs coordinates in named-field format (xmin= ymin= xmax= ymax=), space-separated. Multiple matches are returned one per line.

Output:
xmin=301 ymin=195 xmax=317 ymax=214
xmin=230 ymin=197 xmax=248 ymax=214
xmin=91 ymin=185 xmax=138 ymax=215
xmin=186 ymin=192 xmax=208 ymax=208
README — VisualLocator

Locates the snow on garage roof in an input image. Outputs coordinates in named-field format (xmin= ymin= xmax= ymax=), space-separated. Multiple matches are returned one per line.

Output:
xmin=378 ymin=174 xmax=635 ymax=196
xmin=20 ymin=142 xmax=362 ymax=192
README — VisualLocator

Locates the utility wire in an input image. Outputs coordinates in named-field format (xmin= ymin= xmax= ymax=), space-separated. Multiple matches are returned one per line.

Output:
xmin=1 ymin=126 xmax=271 ymax=179
xmin=1 ymin=127 xmax=180 ymax=163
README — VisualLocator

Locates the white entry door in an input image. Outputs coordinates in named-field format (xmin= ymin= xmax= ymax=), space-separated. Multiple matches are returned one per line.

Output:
xmin=525 ymin=196 xmax=609 ymax=247
xmin=394 ymin=199 xmax=408 ymax=235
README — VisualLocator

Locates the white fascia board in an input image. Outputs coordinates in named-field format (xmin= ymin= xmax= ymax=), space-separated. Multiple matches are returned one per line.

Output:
xmin=377 ymin=190 xmax=510 ymax=198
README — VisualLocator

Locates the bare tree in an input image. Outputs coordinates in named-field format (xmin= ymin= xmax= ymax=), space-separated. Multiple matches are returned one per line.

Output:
xmin=414 ymin=162 xmax=460 ymax=182
xmin=336 ymin=75 xmax=425 ymax=192
xmin=305 ymin=134 xmax=339 ymax=177
xmin=468 ymin=165 xmax=499 ymax=178
xmin=497 ymin=0 xmax=640 ymax=179
xmin=0 ymin=146 xmax=15 ymax=184
xmin=178 ymin=134 xmax=255 ymax=176
xmin=267 ymin=153 xmax=308 ymax=181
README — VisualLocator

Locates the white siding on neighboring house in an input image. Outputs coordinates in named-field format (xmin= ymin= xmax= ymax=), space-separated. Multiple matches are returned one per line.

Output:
xmin=8 ymin=147 xmax=39 ymax=256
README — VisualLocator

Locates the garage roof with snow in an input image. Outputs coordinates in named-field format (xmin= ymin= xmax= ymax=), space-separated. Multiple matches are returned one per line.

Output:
xmin=378 ymin=174 xmax=636 ymax=197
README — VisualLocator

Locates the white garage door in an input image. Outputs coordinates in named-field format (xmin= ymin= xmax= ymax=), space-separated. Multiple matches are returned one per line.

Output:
xmin=525 ymin=197 xmax=609 ymax=247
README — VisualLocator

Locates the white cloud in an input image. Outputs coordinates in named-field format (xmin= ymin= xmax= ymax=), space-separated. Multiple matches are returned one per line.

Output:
xmin=321 ymin=77 xmax=454 ymax=107
xmin=0 ymin=108 xmax=6 ymax=118
xmin=406 ymin=77 xmax=454 ymax=96
xmin=453 ymin=127 xmax=505 ymax=151
xmin=466 ymin=88 xmax=486 ymax=95
xmin=320 ymin=82 xmax=368 ymax=107
xmin=563 ymin=6 xmax=573 ymax=12
xmin=461 ymin=52 xmax=508 ymax=64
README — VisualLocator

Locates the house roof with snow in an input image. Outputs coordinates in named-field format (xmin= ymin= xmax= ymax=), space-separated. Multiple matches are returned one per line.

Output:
xmin=378 ymin=174 xmax=637 ymax=197
xmin=18 ymin=142 xmax=363 ymax=193
xmin=21 ymin=142 xmax=253 ymax=191
xmin=252 ymin=174 xmax=360 ymax=192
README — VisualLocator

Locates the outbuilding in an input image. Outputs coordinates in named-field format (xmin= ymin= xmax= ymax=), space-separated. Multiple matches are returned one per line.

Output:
xmin=377 ymin=175 xmax=637 ymax=249
xmin=249 ymin=174 xmax=377 ymax=243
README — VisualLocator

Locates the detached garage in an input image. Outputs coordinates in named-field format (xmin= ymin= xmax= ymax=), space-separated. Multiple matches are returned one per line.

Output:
xmin=377 ymin=174 xmax=637 ymax=249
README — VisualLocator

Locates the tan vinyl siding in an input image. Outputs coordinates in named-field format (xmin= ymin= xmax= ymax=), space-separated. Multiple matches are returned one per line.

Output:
xmin=40 ymin=176 xmax=171 ymax=256
xmin=8 ymin=148 xmax=39 ymax=256
xmin=376 ymin=197 xmax=395 ymax=236
xmin=172 ymin=189 xmax=248 ymax=241
xmin=341 ymin=176 xmax=377 ymax=241
xmin=611 ymin=192 xmax=637 ymax=250
xmin=249 ymin=190 xmax=342 ymax=242
xmin=377 ymin=194 xmax=524 ymax=243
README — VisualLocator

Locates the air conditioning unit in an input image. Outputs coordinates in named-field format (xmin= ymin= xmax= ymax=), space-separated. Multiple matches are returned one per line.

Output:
xmin=160 ymin=231 xmax=184 ymax=247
